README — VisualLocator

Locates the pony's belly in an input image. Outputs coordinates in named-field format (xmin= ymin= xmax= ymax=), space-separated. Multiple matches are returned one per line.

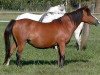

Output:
xmin=28 ymin=36 xmax=56 ymax=48
xmin=29 ymin=39 xmax=55 ymax=48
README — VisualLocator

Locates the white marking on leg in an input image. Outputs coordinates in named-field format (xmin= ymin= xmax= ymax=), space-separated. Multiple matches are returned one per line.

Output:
xmin=55 ymin=46 xmax=58 ymax=50
xmin=6 ymin=58 xmax=10 ymax=66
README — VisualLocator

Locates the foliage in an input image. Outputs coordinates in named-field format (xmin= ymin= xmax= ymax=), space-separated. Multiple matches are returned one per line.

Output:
xmin=0 ymin=0 xmax=95 ymax=11
xmin=0 ymin=0 xmax=63 ymax=11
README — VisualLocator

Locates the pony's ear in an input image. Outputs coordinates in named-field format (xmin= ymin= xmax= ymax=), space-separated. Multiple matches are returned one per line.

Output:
xmin=59 ymin=4 xmax=63 ymax=6
xmin=84 ymin=6 xmax=88 ymax=7
xmin=59 ymin=4 xmax=62 ymax=6
xmin=58 ymin=5 xmax=60 ymax=7
xmin=82 ymin=6 xmax=88 ymax=9
xmin=83 ymin=6 xmax=91 ymax=15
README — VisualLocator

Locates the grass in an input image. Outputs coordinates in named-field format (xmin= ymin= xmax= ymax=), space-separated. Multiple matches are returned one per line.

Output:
xmin=0 ymin=22 xmax=100 ymax=75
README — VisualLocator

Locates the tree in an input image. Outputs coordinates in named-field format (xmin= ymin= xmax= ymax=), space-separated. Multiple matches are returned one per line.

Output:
xmin=95 ymin=0 xmax=100 ymax=13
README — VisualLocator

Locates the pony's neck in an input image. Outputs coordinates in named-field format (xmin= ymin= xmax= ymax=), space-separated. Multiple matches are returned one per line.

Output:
xmin=66 ymin=9 xmax=83 ymax=26
xmin=60 ymin=15 xmax=82 ymax=38
xmin=61 ymin=14 xmax=82 ymax=27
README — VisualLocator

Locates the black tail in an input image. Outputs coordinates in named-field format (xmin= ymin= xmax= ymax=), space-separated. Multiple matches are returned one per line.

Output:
xmin=4 ymin=19 xmax=16 ymax=53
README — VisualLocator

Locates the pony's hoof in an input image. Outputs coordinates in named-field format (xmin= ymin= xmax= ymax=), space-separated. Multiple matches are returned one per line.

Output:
xmin=3 ymin=63 xmax=6 ymax=65
xmin=59 ymin=64 xmax=64 ymax=68
xmin=74 ymin=42 xmax=79 ymax=50
xmin=58 ymin=62 xmax=64 ymax=68
xmin=16 ymin=62 xmax=22 ymax=67
xmin=3 ymin=62 xmax=9 ymax=66
xmin=82 ymin=46 xmax=87 ymax=50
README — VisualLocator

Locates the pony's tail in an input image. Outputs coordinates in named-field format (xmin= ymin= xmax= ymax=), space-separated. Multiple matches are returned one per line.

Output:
xmin=81 ymin=24 xmax=90 ymax=50
xmin=4 ymin=19 xmax=16 ymax=53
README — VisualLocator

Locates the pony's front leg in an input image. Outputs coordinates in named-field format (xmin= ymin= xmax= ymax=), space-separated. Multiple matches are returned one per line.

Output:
xmin=3 ymin=43 xmax=17 ymax=66
xmin=58 ymin=42 xmax=65 ymax=68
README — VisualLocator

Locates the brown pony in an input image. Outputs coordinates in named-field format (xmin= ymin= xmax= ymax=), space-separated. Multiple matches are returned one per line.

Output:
xmin=3 ymin=6 xmax=100 ymax=67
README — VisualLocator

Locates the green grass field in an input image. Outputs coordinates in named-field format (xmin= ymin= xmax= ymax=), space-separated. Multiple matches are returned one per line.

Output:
xmin=0 ymin=22 xmax=100 ymax=75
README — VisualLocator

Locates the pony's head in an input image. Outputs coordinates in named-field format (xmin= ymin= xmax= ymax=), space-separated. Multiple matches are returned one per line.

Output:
xmin=47 ymin=4 xmax=66 ymax=14
xmin=82 ymin=6 xmax=100 ymax=26
xmin=59 ymin=4 xmax=66 ymax=13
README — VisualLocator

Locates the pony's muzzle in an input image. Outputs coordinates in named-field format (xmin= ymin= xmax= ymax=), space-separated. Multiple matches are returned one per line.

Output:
xmin=94 ymin=20 xmax=100 ymax=26
xmin=92 ymin=15 xmax=100 ymax=26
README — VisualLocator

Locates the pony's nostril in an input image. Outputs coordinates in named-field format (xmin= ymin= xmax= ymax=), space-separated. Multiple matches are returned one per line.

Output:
xmin=94 ymin=20 xmax=100 ymax=26
xmin=98 ymin=21 xmax=100 ymax=24
xmin=97 ymin=20 xmax=100 ymax=24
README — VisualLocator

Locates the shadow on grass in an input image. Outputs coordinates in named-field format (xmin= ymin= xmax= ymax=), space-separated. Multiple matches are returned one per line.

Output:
xmin=10 ymin=59 xmax=89 ymax=66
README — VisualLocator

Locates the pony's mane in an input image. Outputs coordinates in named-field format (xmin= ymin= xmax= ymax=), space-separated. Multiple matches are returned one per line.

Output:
xmin=64 ymin=6 xmax=90 ymax=25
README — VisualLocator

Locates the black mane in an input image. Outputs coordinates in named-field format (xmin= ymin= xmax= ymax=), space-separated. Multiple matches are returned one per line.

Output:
xmin=64 ymin=6 xmax=90 ymax=25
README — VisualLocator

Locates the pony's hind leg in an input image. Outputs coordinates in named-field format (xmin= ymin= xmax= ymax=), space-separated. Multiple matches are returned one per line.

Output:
xmin=3 ymin=43 xmax=17 ymax=66
xmin=16 ymin=42 xmax=25 ymax=67
xmin=74 ymin=30 xmax=81 ymax=50
xmin=74 ymin=22 xmax=84 ymax=50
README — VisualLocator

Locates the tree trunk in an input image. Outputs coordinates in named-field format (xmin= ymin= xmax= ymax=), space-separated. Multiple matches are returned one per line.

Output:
xmin=95 ymin=0 xmax=100 ymax=13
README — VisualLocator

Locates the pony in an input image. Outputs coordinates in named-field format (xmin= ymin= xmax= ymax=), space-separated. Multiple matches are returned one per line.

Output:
xmin=3 ymin=6 xmax=100 ymax=67
xmin=16 ymin=4 xmax=66 ymax=21
xmin=16 ymin=4 xmax=86 ymax=50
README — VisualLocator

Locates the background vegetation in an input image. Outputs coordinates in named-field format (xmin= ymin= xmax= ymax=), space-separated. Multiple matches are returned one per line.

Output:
xmin=0 ymin=0 xmax=96 ymax=12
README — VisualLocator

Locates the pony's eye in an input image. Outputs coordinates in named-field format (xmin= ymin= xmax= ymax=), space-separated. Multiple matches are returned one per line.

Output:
xmin=60 ymin=9 xmax=63 ymax=11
